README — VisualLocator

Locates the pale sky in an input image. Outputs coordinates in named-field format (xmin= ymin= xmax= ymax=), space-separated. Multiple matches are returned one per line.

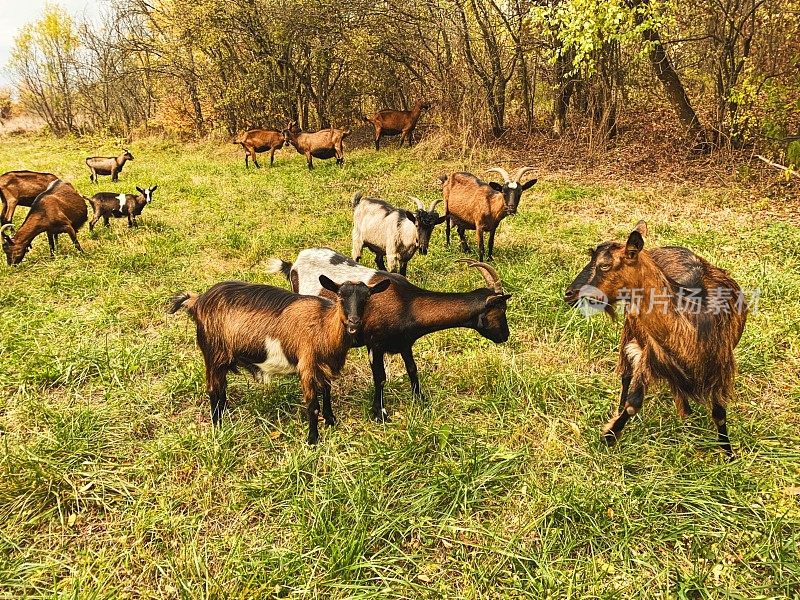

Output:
xmin=0 ymin=0 xmax=100 ymax=87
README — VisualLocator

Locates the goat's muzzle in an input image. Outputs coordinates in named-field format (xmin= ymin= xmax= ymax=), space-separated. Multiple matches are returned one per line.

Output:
xmin=346 ymin=318 xmax=363 ymax=335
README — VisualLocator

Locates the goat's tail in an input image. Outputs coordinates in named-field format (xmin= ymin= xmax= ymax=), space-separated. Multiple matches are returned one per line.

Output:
xmin=351 ymin=191 xmax=363 ymax=208
xmin=168 ymin=291 xmax=198 ymax=314
xmin=266 ymin=258 xmax=292 ymax=282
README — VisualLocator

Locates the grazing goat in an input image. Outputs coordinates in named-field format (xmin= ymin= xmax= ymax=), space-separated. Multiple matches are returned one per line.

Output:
xmin=363 ymin=100 xmax=431 ymax=150
xmin=351 ymin=192 xmax=446 ymax=276
xmin=85 ymin=149 xmax=134 ymax=183
xmin=1 ymin=180 xmax=88 ymax=265
xmin=234 ymin=127 xmax=293 ymax=168
xmin=0 ymin=170 xmax=59 ymax=224
xmin=88 ymin=185 xmax=157 ymax=230
xmin=282 ymin=121 xmax=350 ymax=169
xmin=439 ymin=166 xmax=537 ymax=261
xmin=168 ymin=276 xmax=390 ymax=444
xmin=564 ymin=221 xmax=748 ymax=456
xmin=268 ymin=248 xmax=511 ymax=421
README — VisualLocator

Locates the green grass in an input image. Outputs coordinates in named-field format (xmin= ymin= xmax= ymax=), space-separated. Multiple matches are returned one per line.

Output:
xmin=1 ymin=135 xmax=798 ymax=598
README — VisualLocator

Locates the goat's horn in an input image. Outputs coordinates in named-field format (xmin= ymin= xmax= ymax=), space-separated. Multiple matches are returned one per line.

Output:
xmin=456 ymin=258 xmax=503 ymax=294
xmin=410 ymin=196 xmax=425 ymax=210
xmin=0 ymin=223 xmax=15 ymax=236
xmin=428 ymin=198 xmax=443 ymax=212
xmin=486 ymin=167 xmax=511 ymax=183
xmin=512 ymin=166 xmax=536 ymax=182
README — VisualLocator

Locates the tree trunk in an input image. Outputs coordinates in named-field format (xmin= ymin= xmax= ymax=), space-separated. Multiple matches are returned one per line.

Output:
xmin=552 ymin=48 xmax=576 ymax=136
xmin=630 ymin=0 xmax=709 ymax=149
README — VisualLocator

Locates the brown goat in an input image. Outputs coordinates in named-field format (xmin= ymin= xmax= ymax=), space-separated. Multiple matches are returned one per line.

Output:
xmin=363 ymin=100 xmax=431 ymax=150
xmin=168 ymin=276 xmax=390 ymax=443
xmin=1 ymin=180 xmax=88 ymax=264
xmin=0 ymin=170 xmax=59 ymax=224
xmin=85 ymin=149 xmax=134 ymax=183
xmin=282 ymin=121 xmax=351 ymax=169
xmin=234 ymin=128 xmax=290 ymax=168
xmin=564 ymin=221 xmax=748 ymax=456
xmin=439 ymin=166 xmax=537 ymax=261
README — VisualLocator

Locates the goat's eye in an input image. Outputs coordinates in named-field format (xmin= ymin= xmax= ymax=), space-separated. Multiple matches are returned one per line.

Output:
xmin=599 ymin=264 xmax=612 ymax=272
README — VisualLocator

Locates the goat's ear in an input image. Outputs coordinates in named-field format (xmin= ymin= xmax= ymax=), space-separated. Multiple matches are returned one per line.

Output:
xmin=486 ymin=293 xmax=512 ymax=307
xmin=625 ymin=230 xmax=645 ymax=259
xmin=369 ymin=278 xmax=392 ymax=295
xmin=151 ymin=185 xmax=158 ymax=192
xmin=488 ymin=181 xmax=503 ymax=192
xmin=319 ymin=275 xmax=340 ymax=294
xmin=436 ymin=214 xmax=449 ymax=224
xmin=404 ymin=210 xmax=417 ymax=224
xmin=521 ymin=178 xmax=538 ymax=191
xmin=633 ymin=220 xmax=647 ymax=236
xmin=136 ymin=186 xmax=145 ymax=195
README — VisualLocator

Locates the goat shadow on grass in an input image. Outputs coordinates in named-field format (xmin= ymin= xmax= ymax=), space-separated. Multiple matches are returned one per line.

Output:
xmin=234 ymin=380 xmax=307 ymax=428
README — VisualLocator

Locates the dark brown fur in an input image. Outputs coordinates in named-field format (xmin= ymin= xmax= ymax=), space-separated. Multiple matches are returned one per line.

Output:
xmin=564 ymin=221 xmax=747 ymax=456
xmin=88 ymin=186 xmax=156 ymax=230
xmin=169 ymin=277 xmax=389 ymax=443
xmin=282 ymin=121 xmax=351 ymax=169
xmin=363 ymin=100 xmax=431 ymax=150
xmin=0 ymin=170 xmax=59 ymax=224
xmin=2 ymin=180 xmax=88 ymax=265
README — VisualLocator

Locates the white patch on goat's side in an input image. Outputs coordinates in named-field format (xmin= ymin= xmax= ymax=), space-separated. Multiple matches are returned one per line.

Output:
xmin=117 ymin=194 xmax=127 ymax=211
xmin=507 ymin=182 xmax=518 ymax=189
xmin=624 ymin=341 xmax=643 ymax=367
xmin=251 ymin=337 xmax=297 ymax=381
xmin=294 ymin=247 xmax=377 ymax=295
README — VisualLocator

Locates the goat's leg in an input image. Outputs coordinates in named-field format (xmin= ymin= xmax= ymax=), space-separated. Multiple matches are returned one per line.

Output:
xmin=711 ymin=394 xmax=733 ymax=457
xmin=375 ymin=252 xmax=387 ymax=271
xmin=486 ymin=228 xmax=497 ymax=261
xmin=399 ymin=261 xmax=408 ymax=277
xmin=206 ymin=366 xmax=228 ymax=426
xmin=321 ymin=381 xmax=336 ymax=427
xmin=673 ymin=393 xmax=693 ymax=419
xmin=603 ymin=379 xmax=645 ymax=446
xmin=445 ymin=217 xmax=451 ymax=247
xmin=62 ymin=224 xmax=83 ymax=252
xmin=112 ymin=168 xmax=118 ymax=183
xmin=103 ymin=216 xmax=110 ymax=228
xmin=269 ymin=148 xmax=276 ymax=167
xmin=47 ymin=233 xmax=56 ymax=255
xmin=476 ymin=227 xmax=485 ymax=261
xmin=127 ymin=213 xmax=134 ymax=228
xmin=1 ymin=196 xmax=18 ymax=224
xmin=374 ymin=128 xmax=381 ymax=151
xmin=400 ymin=346 xmax=422 ymax=400
xmin=301 ymin=376 xmax=321 ymax=445
xmin=456 ymin=227 xmax=470 ymax=253
xmin=89 ymin=208 xmax=101 ymax=231
xmin=306 ymin=152 xmax=313 ymax=170
xmin=244 ymin=151 xmax=249 ymax=169
xmin=351 ymin=232 xmax=364 ymax=263
xmin=253 ymin=151 xmax=261 ymax=169
xmin=369 ymin=347 xmax=389 ymax=422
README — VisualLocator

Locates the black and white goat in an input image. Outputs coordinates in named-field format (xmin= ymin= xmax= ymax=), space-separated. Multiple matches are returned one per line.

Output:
xmin=168 ymin=276 xmax=390 ymax=444
xmin=351 ymin=192 xmax=446 ymax=276
xmin=268 ymin=248 xmax=511 ymax=421
xmin=88 ymin=185 xmax=157 ymax=230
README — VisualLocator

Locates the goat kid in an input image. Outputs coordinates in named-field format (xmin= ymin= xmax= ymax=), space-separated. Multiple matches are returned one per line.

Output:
xmin=85 ymin=149 xmax=134 ymax=183
xmin=1 ymin=179 xmax=87 ymax=265
xmin=351 ymin=192 xmax=446 ymax=275
xmin=268 ymin=248 xmax=511 ymax=421
xmin=169 ymin=276 xmax=390 ymax=444
xmin=89 ymin=185 xmax=157 ymax=230
xmin=282 ymin=121 xmax=350 ymax=169
xmin=0 ymin=170 xmax=59 ymax=224
xmin=363 ymin=100 xmax=431 ymax=150
xmin=439 ymin=166 xmax=537 ymax=261
xmin=564 ymin=221 xmax=747 ymax=456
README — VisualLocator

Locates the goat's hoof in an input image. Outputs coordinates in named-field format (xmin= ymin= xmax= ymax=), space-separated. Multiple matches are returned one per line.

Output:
xmin=307 ymin=434 xmax=319 ymax=445
xmin=372 ymin=410 xmax=391 ymax=424
xmin=324 ymin=416 xmax=337 ymax=427
xmin=602 ymin=430 xmax=618 ymax=446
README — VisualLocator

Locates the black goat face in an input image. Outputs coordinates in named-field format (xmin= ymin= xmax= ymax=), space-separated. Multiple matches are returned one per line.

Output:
xmin=413 ymin=210 xmax=447 ymax=255
xmin=475 ymin=293 xmax=512 ymax=343
xmin=501 ymin=179 xmax=537 ymax=215
xmin=319 ymin=276 xmax=391 ymax=336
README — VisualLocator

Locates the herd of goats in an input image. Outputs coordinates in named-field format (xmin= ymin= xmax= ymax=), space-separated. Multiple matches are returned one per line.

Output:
xmin=0 ymin=101 xmax=748 ymax=457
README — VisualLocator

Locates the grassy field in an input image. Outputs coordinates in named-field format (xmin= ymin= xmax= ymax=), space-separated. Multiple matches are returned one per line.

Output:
xmin=0 ymin=134 xmax=798 ymax=599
